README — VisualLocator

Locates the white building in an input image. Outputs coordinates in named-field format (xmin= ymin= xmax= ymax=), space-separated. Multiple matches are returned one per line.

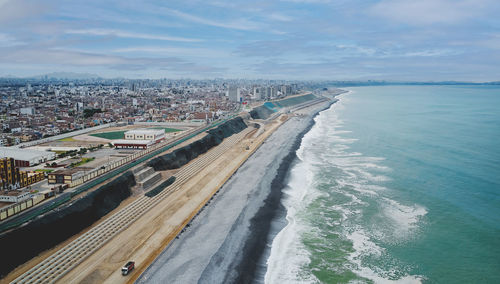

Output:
xmin=0 ymin=191 xmax=30 ymax=203
xmin=228 ymin=86 xmax=240 ymax=102
xmin=266 ymin=86 xmax=278 ymax=100
xmin=76 ymin=102 xmax=84 ymax=112
xmin=0 ymin=147 xmax=56 ymax=166
xmin=20 ymin=107 xmax=35 ymax=115
xmin=124 ymin=129 xmax=165 ymax=141
xmin=114 ymin=129 xmax=165 ymax=149
xmin=252 ymin=87 xmax=261 ymax=100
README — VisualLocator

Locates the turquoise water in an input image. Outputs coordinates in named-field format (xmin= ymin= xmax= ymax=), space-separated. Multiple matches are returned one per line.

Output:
xmin=266 ymin=86 xmax=500 ymax=283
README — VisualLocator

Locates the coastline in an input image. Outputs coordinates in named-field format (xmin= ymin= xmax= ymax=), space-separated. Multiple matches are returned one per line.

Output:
xmin=233 ymin=102 xmax=334 ymax=283
xmin=137 ymin=99 xmax=337 ymax=284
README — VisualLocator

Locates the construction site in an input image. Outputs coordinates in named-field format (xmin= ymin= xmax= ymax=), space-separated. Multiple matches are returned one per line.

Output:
xmin=0 ymin=92 xmax=342 ymax=284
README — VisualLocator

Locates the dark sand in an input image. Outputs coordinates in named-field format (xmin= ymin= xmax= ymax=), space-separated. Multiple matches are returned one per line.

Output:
xmin=136 ymin=101 xmax=336 ymax=284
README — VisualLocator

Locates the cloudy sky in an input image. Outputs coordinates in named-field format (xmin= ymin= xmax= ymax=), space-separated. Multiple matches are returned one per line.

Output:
xmin=0 ymin=0 xmax=499 ymax=80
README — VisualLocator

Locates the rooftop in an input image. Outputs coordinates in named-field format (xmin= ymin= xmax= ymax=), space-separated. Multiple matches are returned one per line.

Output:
xmin=113 ymin=139 xmax=154 ymax=145
xmin=0 ymin=147 xmax=54 ymax=161
xmin=50 ymin=167 xmax=92 ymax=176
xmin=124 ymin=129 xmax=164 ymax=135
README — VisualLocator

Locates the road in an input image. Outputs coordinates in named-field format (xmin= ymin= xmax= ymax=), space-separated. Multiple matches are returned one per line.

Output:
xmin=0 ymin=119 xmax=227 ymax=233
xmin=9 ymin=127 xmax=255 ymax=283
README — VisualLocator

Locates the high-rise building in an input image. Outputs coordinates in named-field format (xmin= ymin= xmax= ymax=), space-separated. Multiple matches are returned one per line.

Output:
xmin=265 ymin=86 xmax=277 ymax=100
xmin=228 ymin=86 xmax=240 ymax=102
xmin=252 ymin=86 xmax=262 ymax=100
xmin=280 ymin=85 xmax=292 ymax=97
xmin=76 ymin=102 xmax=84 ymax=112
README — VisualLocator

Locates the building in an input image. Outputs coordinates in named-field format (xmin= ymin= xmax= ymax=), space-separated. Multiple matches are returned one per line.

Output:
xmin=265 ymin=86 xmax=278 ymax=100
xmin=280 ymin=85 xmax=292 ymax=97
xmin=48 ymin=168 xmax=90 ymax=184
xmin=228 ymin=86 xmax=240 ymax=102
xmin=112 ymin=139 xmax=155 ymax=149
xmin=20 ymin=107 xmax=35 ymax=115
xmin=0 ymin=191 xmax=30 ymax=203
xmin=113 ymin=129 xmax=166 ymax=149
xmin=0 ymin=158 xmax=45 ymax=190
xmin=191 ymin=112 xmax=214 ymax=123
xmin=124 ymin=129 xmax=165 ymax=142
xmin=0 ymin=147 xmax=56 ymax=167
xmin=0 ymin=158 xmax=18 ymax=189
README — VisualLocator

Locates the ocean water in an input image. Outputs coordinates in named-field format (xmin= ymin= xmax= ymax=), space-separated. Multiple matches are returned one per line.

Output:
xmin=265 ymin=86 xmax=500 ymax=283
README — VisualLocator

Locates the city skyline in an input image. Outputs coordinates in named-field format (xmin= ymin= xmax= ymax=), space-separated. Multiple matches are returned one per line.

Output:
xmin=1 ymin=0 xmax=499 ymax=81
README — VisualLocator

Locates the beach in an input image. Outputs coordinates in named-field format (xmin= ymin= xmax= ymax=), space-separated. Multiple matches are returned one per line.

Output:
xmin=137 ymin=100 xmax=335 ymax=283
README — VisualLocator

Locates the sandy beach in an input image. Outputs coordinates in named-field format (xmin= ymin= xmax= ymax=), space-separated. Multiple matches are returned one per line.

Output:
xmin=137 ymin=100 xmax=335 ymax=283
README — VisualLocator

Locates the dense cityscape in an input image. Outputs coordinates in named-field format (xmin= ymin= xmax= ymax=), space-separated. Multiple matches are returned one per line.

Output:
xmin=0 ymin=78 xmax=305 ymax=147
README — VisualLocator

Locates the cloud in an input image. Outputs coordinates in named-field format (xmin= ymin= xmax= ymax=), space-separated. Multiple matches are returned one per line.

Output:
xmin=1 ymin=0 xmax=498 ymax=80
xmin=280 ymin=0 xmax=332 ymax=3
xmin=0 ymin=46 xmax=225 ymax=75
xmin=0 ymin=0 xmax=49 ymax=23
xmin=269 ymin=12 xmax=293 ymax=22
xmin=65 ymin=28 xmax=202 ymax=42
xmin=159 ymin=7 xmax=261 ymax=31
xmin=236 ymin=38 xmax=379 ymax=58
xmin=236 ymin=39 xmax=298 ymax=57
xmin=370 ymin=0 xmax=493 ymax=26
xmin=113 ymin=46 xmax=229 ymax=58
xmin=402 ymin=49 xmax=460 ymax=57
xmin=335 ymin=44 xmax=376 ymax=56
xmin=0 ymin=33 xmax=23 ymax=47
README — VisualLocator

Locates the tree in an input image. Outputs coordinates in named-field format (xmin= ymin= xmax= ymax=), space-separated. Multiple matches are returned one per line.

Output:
xmin=83 ymin=108 xmax=102 ymax=118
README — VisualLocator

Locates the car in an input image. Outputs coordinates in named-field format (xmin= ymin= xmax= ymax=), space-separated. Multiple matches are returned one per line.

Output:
xmin=121 ymin=261 xmax=135 ymax=276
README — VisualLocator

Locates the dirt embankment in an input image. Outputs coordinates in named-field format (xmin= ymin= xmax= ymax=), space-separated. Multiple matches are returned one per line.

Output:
xmin=147 ymin=117 xmax=248 ymax=171
xmin=249 ymin=105 xmax=275 ymax=120
xmin=0 ymin=172 xmax=136 ymax=278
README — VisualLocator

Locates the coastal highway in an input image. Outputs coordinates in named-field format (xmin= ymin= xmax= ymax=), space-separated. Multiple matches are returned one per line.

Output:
xmin=0 ymin=116 xmax=237 ymax=233
xmin=10 ymin=128 xmax=252 ymax=284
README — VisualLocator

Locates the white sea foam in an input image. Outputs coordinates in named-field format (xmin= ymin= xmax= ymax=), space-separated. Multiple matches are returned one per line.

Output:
xmin=346 ymin=229 xmax=424 ymax=284
xmin=266 ymin=91 xmax=425 ymax=283
xmin=379 ymin=198 xmax=428 ymax=241
xmin=265 ymin=151 xmax=319 ymax=284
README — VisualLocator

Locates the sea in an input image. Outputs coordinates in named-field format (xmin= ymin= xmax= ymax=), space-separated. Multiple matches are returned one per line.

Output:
xmin=265 ymin=85 xmax=500 ymax=283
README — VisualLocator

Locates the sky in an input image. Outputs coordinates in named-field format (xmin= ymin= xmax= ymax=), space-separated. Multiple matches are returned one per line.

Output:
xmin=0 ymin=0 xmax=499 ymax=81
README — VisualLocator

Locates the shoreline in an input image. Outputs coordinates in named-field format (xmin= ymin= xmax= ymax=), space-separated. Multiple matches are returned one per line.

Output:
xmin=137 ymin=98 xmax=338 ymax=283
xmin=234 ymin=101 xmax=335 ymax=283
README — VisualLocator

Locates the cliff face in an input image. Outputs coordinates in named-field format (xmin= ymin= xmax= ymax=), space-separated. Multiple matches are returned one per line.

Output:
xmin=148 ymin=117 xmax=247 ymax=171
xmin=249 ymin=105 xmax=274 ymax=120
xmin=0 ymin=117 xmax=248 ymax=278
xmin=0 ymin=171 xmax=136 ymax=278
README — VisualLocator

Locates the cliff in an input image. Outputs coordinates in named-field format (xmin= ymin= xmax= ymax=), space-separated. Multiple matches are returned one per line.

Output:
xmin=147 ymin=117 xmax=247 ymax=171
xmin=0 ymin=171 xmax=136 ymax=278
